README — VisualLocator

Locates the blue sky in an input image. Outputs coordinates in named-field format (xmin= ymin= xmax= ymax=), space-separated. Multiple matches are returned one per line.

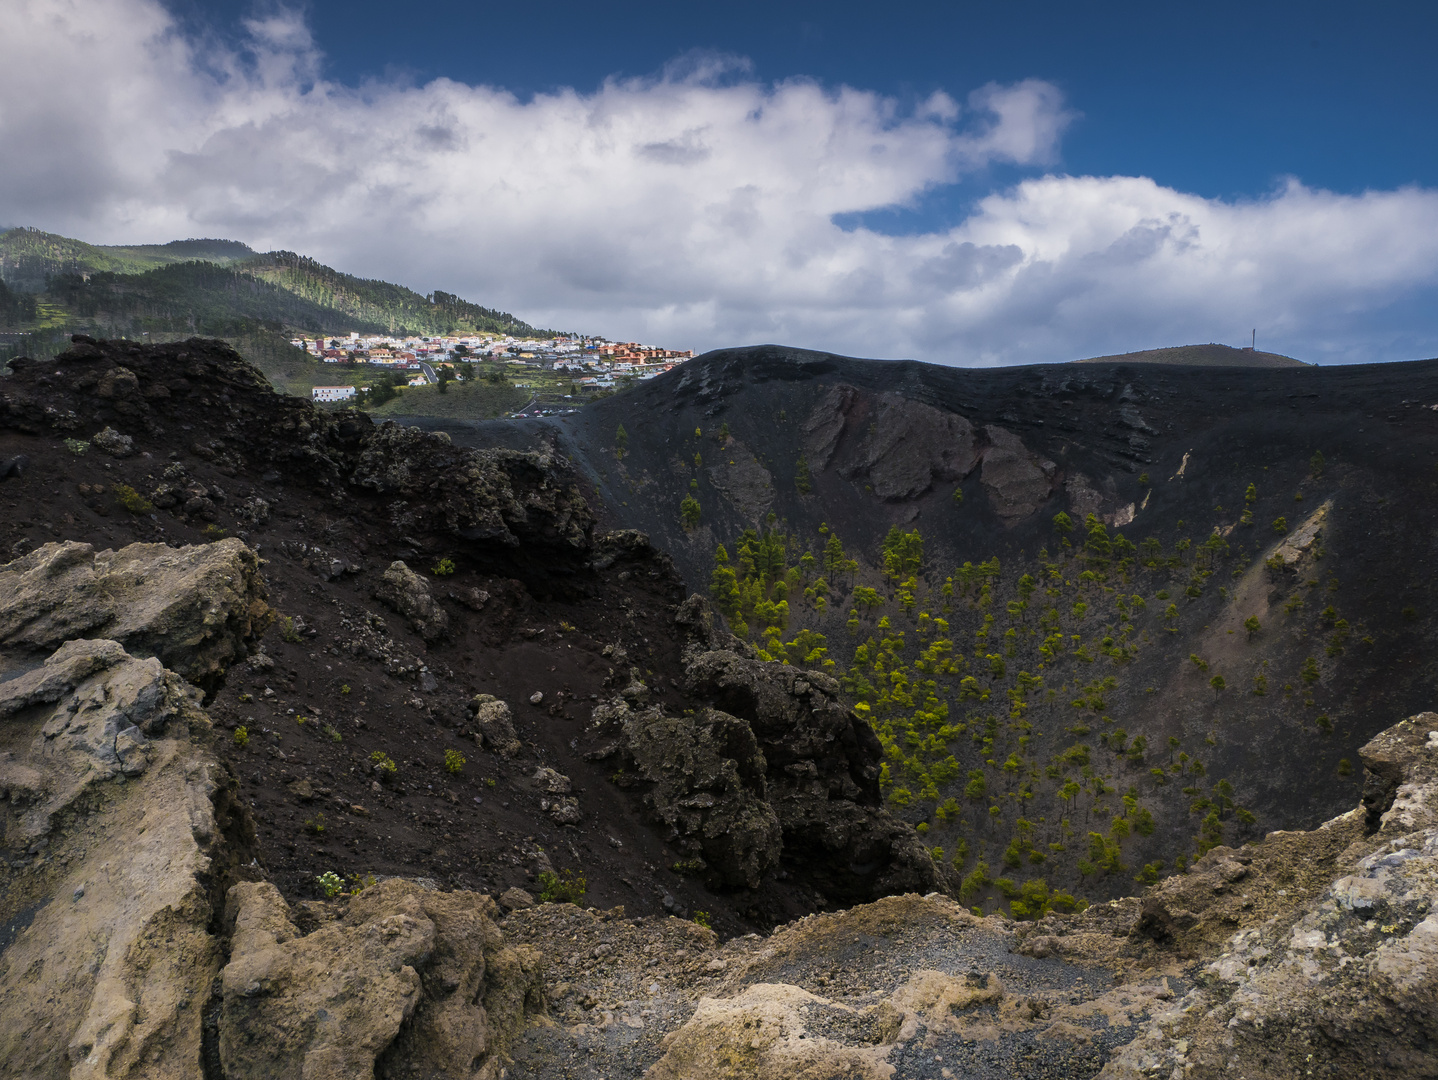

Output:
xmin=4 ymin=0 xmax=1438 ymax=364
xmin=172 ymin=0 xmax=1438 ymax=209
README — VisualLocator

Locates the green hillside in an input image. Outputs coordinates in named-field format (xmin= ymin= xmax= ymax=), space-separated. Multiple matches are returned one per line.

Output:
xmin=0 ymin=228 xmax=254 ymax=292
xmin=241 ymin=251 xmax=550 ymax=337
xmin=0 ymin=227 xmax=559 ymax=341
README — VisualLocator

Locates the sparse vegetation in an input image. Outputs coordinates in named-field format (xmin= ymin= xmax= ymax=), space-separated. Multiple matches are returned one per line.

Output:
xmin=113 ymin=484 xmax=153 ymax=514
xmin=537 ymin=868 xmax=587 ymax=904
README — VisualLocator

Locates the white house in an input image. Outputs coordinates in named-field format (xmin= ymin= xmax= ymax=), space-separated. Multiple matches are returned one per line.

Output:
xmin=312 ymin=385 xmax=357 ymax=403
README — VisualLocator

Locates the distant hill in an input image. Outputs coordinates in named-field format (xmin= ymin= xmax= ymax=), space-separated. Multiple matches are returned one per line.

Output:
xmin=1075 ymin=343 xmax=1309 ymax=368
xmin=0 ymin=227 xmax=560 ymax=340
xmin=0 ymin=228 xmax=255 ymax=292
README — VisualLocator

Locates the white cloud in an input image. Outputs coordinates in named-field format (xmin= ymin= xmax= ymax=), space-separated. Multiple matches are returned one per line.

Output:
xmin=3 ymin=0 xmax=1437 ymax=364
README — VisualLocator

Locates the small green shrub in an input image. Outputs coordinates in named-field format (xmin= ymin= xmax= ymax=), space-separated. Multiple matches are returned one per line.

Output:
xmin=202 ymin=524 xmax=228 ymax=540
xmin=316 ymin=871 xmax=344 ymax=898
xmin=305 ymin=813 xmax=327 ymax=835
xmin=537 ymin=869 xmax=587 ymax=904
xmin=1272 ymin=516 xmax=1288 ymax=534
xmin=340 ymin=684 xmax=351 ymax=695
xmin=280 ymin=617 xmax=302 ymax=643
xmin=113 ymin=484 xmax=153 ymax=514
xmin=347 ymin=873 xmax=377 ymax=894
xmin=432 ymin=557 xmax=456 ymax=576
xmin=323 ymin=724 xmax=343 ymax=743
xmin=232 ymin=725 xmax=249 ymax=748
xmin=64 ymin=438 xmax=90 ymax=456
xmin=679 ymin=495 xmax=701 ymax=528
xmin=1134 ymin=861 xmax=1164 ymax=886
xmin=369 ymin=750 xmax=398 ymax=777
xmin=444 ymin=748 xmax=466 ymax=774
xmin=692 ymin=910 xmax=713 ymax=929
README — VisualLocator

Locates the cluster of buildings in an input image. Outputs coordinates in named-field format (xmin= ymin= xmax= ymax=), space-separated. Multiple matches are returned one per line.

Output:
xmin=291 ymin=332 xmax=693 ymax=393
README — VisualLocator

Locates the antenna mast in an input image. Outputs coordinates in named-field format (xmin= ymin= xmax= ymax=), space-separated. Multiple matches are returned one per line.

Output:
xmin=1252 ymin=329 xmax=1256 ymax=350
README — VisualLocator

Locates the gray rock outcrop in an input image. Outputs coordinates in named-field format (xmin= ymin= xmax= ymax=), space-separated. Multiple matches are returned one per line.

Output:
xmin=373 ymin=559 xmax=449 ymax=642
xmin=842 ymin=393 xmax=980 ymax=500
xmin=0 ymin=538 xmax=271 ymax=690
xmin=800 ymin=384 xmax=1058 ymax=518
xmin=89 ymin=426 xmax=135 ymax=458
xmin=1098 ymin=712 xmax=1438 ymax=1079
xmin=979 ymin=423 xmax=1057 ymax=523
xmin=471 ymin=694 xmax=521 ymax=758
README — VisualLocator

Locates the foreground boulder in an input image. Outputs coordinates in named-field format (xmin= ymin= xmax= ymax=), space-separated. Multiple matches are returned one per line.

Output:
xmin=0 ymin=639 xmax=229 ymax=1079
xmin=0 ymin=538 xmax=270 ymax=690
xmin=220 ymin=879 xmax=545 ymax=1080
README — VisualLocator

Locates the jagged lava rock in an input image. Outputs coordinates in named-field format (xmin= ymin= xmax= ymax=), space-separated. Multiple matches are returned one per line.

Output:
xmin=592 ymin=700 xmax=782 ymax=890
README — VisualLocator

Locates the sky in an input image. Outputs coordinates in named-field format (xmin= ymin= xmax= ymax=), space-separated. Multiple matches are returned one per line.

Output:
xmin=3 ymin=0 xmax=1437 ymax=365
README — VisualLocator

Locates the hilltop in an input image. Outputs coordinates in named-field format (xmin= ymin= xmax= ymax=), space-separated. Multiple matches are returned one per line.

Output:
xmin=1075 ymin=342 xmax=1309 ymax=367
xmin=0 ymin=226 xmax=560 ymax=345
xmin=0 ymin=227 xmax=255 ymax=291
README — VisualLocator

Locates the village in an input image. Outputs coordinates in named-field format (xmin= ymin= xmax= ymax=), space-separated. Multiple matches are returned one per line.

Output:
xmin=293 ymin=331 xmax=693 ymax=407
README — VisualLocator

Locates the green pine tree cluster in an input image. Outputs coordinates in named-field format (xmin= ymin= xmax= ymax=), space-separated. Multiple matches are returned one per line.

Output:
xmin=698 ymin=478 xmax=1355 ymax=917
